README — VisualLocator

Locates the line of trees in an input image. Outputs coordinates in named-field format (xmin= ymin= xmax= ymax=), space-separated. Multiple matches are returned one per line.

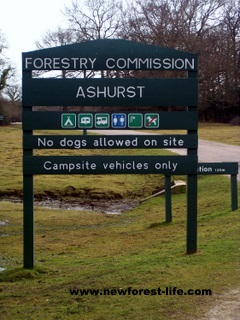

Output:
xmin=0 ymin=29 xmax=21 ymax=123
xmin=1 ymin=0 xmax=239 ymax=123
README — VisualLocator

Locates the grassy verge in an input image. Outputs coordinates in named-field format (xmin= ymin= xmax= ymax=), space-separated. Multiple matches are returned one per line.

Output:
xmin=0 ymin=124 xmax=239 ymax=319
xmin=0 ymin=175 xmax=239 ymax=319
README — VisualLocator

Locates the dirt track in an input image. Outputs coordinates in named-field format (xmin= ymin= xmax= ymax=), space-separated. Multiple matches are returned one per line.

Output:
xmin=201 ymin=288 xmax=240 ymax=320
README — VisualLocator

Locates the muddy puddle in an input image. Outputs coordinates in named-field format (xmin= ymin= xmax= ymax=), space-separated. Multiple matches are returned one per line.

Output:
xmin=35 ymin=198 xmax=139 ymax=214
xmin=0 ymin=197 xmax=139 ymax=215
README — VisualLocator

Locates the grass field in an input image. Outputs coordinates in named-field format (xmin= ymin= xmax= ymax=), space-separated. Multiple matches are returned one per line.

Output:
xmin=0 ymin=123 xmax=239 ymax=319
xmin=198 ymin=123 xmax=240 ymax=145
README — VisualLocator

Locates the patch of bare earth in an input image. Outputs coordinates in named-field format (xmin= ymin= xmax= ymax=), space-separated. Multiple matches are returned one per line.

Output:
xmin=201 ymin=288 xmax=240 ymax=320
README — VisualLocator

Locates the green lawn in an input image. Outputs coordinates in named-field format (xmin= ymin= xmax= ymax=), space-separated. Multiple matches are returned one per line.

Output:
xmin=0 ymin=123 xmax=239 ymax=319
xmin=0 ymin=175 xmax=239 ymax=319
xmin=198 ymin=123 xmax=240 ymax=145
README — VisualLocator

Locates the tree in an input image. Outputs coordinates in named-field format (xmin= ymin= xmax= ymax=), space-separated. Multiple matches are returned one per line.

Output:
xmin=36 ymin=26 xmax=75 ymax=49
xmin=34 ymin=0 xmax=239 ymax=121
xmin=64 ymin=0 xmax=124 ymax=80
xmin=64 ymin=0 xmax=123 ymax=41
xmin=0 ymin=30 xmax=12 ymax=94
xmin=220 ymin=0 xmax=240 ymax=109
xmin=35 ymin=26 xmax=78 ymax=80
xmin=5 ymin=84 xmax=22 ymax=102
xmin=0 ymin=68 xmax=11 ymax=92
xmin=119 ymin=0 xmax=240 ymax=121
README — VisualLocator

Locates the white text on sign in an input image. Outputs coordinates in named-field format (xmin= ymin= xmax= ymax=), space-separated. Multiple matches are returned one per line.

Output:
xmin=75 ymin=86 xmax=145 ymax=99
xmin=24 ymin=57 xmax=195 ymax=71
xmin=37 ymin=137 xmax=186 ymax=149
xmin=43 ymin=160 xmax=178 ymax=173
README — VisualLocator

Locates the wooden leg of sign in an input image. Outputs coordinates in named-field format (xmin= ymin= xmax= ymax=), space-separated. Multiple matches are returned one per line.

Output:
xmin=165 ymin=175 xmax=172 ymax=222
xmin=186 ymin=174 xmax=198 ymax=254
xmin=231 ymin=174 xmax=238 ymax=211
xmin=23 ymin=174 xmax=34 ymax=269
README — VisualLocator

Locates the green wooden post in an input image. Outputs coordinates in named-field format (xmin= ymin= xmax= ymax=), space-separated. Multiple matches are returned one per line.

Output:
xmin=186 ymin=173 xmax=198 ymax=254
xmin=186 ymin=69 xmax=198 ymax=254
xmin=22 ymin=87 xmax=34 ymax=268
xmin=165 ymin=175 xmax=172 ymax=222
xmin=23 ymin=125 xmax=34 ymax=269
xmin=231 ymin=174 xmax=238 ymax=211
xmin=23 ymin=173 xmax=34 ymax=268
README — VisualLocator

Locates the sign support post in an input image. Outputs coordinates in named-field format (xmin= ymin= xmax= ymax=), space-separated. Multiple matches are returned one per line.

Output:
xmin=165 ymin=175 xmax=172 ymax=222
xmin=23 ymin=105 xmax=34 ymax=268
xmin=231 ymin=174 xmax=238 ymax=211
xmin=23 ymin=173 xmax=34 ymax=268
xmin=186 ymin=70 xmax=198 ymax=254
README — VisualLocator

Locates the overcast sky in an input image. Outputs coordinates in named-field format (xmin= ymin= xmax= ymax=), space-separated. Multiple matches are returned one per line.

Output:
xmin=0 ymin=0 xmax=73 ymax=76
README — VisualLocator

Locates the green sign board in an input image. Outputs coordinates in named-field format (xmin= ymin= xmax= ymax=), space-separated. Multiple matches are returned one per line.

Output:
xmin=198 ymin=162 xmax=238 ymax=175
xmin=22 ymin=111 xmax=198 ymax=130
xmin=78 ymin=113 xmax=93 ymax=129
xmin=23 ymin=134 xmax=198 ymax=150
xmin=95 ymin=113 xmax=110 ymax=128
xmin=23 ymin=39 xmax=198 ymax=71
xmin=23 ymin=155 xmax=197 ymax=175
xmin=128 ymin=114 xmax=143 ymax=128
xmin=61 ymin=114 xmax=76 ymax=128
xmin=23 ymin=78 xmax=198 ymax=107
xmin=22 ymin=39 xmax=199 ymax=268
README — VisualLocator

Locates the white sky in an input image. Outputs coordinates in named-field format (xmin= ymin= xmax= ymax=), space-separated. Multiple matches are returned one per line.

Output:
xmin=0 ymin=0 xmax=73 ymax=77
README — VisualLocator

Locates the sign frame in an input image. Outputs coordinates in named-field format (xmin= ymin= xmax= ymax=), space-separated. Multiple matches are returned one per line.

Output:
xmin=22 ymin=39 xmax=198 ymax=268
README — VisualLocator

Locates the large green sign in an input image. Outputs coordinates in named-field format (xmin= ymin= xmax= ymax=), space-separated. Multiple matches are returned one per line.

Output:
xmin=22 ymin=39 xmax=198 ymax=268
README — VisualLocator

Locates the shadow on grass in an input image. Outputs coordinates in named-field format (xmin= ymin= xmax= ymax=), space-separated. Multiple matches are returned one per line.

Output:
xmin=0 ymin=266 xmax=48 ymax=282
xmin=147 ymin=221 xmax=172 ymax=229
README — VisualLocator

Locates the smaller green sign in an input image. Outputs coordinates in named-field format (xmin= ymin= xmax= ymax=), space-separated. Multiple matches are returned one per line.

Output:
xmin=198 ymin=162 xmax=238 ymax=175
xmin=61 ymin=114 xmax=76 ymax=128
xmin=144 ymin=113 xmax=159 ymax=128
xmin=95 ymin=113 xmax=110 ymax=128
xmin=128 ymin=113 xmax=143 ymax=128
xmin=78 ymin=113 xmax=93 ymax=128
